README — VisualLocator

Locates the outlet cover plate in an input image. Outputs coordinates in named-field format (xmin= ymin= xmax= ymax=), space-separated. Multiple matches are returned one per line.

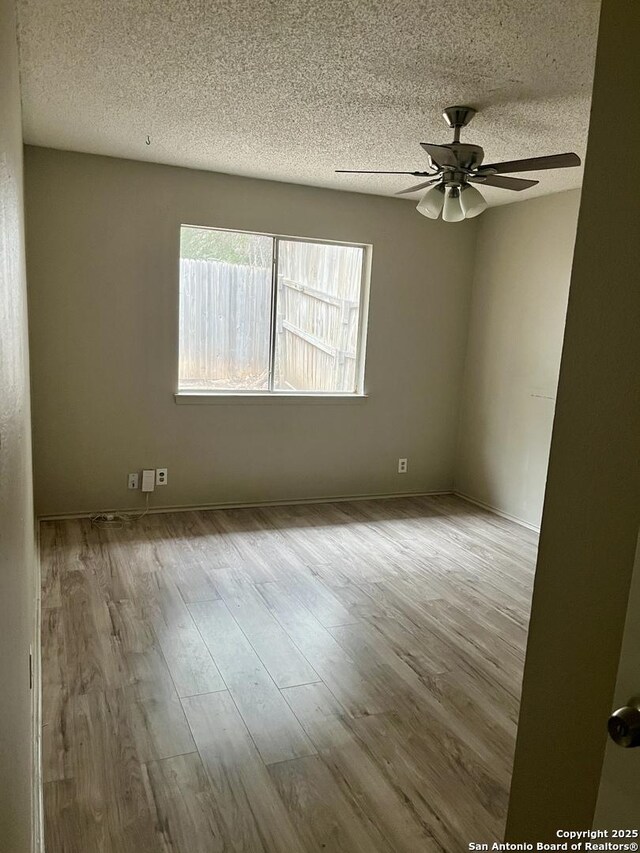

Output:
xmin=128 ymin=472 xmax=139 ymax=490
xmin=156 ymin=468 xmax=168 ymax=486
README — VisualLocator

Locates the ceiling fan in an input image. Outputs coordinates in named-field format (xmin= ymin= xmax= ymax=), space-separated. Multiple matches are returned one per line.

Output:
xmin=336 ymin=106 xmax=581 ymax=222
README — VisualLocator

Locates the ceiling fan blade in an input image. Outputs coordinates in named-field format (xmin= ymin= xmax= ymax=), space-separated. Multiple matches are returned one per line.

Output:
xmin=420 ymin=143 xmax=458 ymax=169
xmin=396 ymin=178 xmax=441 ymax=195
xmin=335 ymin=169 xmax=433 ymax=175
xmin=479 ymin=152 xmax=581 ymax=174
xmin=469 ymin=174 xmax=539 ymax=191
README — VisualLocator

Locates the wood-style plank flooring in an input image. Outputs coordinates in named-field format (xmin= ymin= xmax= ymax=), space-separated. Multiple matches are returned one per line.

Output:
xmin=41 ymin=494 xmax=537 ymax=852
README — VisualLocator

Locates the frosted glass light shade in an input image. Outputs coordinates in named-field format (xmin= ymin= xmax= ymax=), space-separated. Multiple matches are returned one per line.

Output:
xmin=460 ymin=184 xmax=488 ymax=218
xmin=442 ymin=187 xmax=464 ymax=222
xmin=416 ymin=185 xmax=445 ymax=219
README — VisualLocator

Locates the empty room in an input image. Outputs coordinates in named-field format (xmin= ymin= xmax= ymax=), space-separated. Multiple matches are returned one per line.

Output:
xmin=3 ymin=0 xmax=640 ymax=851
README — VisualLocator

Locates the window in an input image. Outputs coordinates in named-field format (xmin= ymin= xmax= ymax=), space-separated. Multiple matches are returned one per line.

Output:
xmin=178 ymin=226 xmax=369 ymax=395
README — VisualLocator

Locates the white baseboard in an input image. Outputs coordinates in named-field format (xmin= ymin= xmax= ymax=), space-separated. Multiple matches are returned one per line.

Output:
xmin=37 ymin=489 xmax=454 ymax=522
xmin=454 ymin=490 xmax=541 ymax=533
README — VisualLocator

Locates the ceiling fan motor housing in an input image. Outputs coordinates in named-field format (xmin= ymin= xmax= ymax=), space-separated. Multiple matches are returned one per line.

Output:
xmin=447 ymin=143 xmax=485 ymax=172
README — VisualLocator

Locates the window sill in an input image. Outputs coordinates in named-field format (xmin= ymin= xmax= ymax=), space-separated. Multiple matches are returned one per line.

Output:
xmin=174 ymin=392 xmax=369 ymax=406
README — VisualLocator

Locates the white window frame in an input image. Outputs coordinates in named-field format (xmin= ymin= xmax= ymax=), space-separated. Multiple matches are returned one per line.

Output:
xmin=175 ymin=225 xmax=372 ymax=404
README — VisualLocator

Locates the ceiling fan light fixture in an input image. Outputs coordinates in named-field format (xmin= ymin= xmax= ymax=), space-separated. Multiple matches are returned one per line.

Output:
xmin=416 ymin=184 xmax=445 ymax=219
xmin=442 ymin=186 xmax=465 ymax=223
xmin=460 ymin=183 xmax=488 ymax=218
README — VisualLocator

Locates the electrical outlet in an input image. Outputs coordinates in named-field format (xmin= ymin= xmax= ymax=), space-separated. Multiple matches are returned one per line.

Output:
xmin=128 ymin=472 xmax=139 ymax=490
xmin=141 ymin=469 xmax=156 ymax=492
xmin=398 ymin=457 xmax=408 ymax=473
xmin=156 ymin=468 xmax=168 ymax=486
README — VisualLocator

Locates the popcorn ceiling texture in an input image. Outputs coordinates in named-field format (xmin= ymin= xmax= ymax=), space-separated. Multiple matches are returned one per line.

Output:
xmin=16 ymin=0 xmax=600 ymax=206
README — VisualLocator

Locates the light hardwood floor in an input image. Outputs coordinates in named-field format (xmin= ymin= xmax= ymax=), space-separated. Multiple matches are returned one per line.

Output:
xmin=41 ymin=494 xmax=537 ymax=852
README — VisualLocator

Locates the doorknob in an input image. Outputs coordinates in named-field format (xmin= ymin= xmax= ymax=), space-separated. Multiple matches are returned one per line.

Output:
xmin=608 ymin=697 xmax=640 ymax=748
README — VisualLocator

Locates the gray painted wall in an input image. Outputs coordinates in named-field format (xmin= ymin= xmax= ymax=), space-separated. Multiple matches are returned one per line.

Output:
xmin=25 ymin=147 xmax=477 ymax=516
xmin=0 ymin=0 xmax=37 ymax=849
xmin=455 ymin=190 xmax=580 ymax=528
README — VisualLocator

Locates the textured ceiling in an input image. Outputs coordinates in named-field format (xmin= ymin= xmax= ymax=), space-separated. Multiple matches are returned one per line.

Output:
xmin=17 ymin=0 xmax=600 ymax=206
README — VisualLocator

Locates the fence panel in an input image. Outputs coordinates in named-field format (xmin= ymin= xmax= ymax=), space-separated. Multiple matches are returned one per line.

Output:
xmin=179 ymin=258 xmax=271 ymax=390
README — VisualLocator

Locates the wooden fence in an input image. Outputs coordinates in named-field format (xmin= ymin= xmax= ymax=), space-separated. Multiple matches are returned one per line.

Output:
xmin=179 ymin=243 xmax=363 ymax=392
